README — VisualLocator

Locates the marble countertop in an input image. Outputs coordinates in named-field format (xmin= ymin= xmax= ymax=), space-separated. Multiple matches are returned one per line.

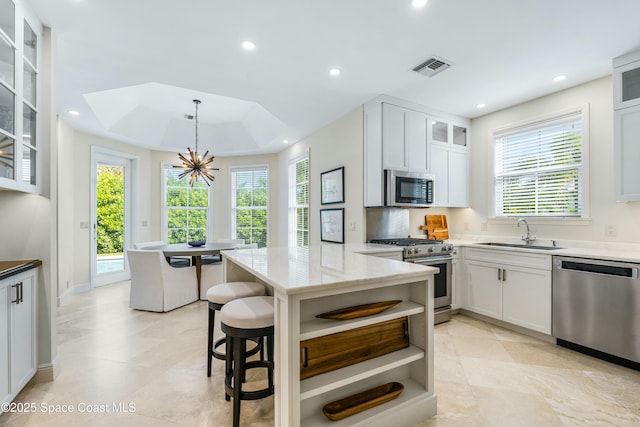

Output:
xmin=222 ymin=244 xmax=435 ymax=295
xmin=447 ymin=238 xmax=640 ymax=264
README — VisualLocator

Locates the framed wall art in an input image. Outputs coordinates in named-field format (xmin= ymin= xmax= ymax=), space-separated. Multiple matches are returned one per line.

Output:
xmin=320 ymin=167 xmax=344 ymax=205
xmin=320 ymin=208 xmax=344 ymax=243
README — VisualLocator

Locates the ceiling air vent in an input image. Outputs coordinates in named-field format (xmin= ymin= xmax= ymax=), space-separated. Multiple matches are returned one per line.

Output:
xmin=412 ymin=55 xmax=453 ymax=77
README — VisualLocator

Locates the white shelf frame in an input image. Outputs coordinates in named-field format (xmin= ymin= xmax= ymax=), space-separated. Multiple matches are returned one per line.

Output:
xmin=299 ymin=301 xmax=424 ymax=341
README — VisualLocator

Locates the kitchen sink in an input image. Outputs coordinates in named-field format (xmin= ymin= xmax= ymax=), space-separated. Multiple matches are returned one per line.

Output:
xmin=477 ymin=242 xmax=563 ymax=250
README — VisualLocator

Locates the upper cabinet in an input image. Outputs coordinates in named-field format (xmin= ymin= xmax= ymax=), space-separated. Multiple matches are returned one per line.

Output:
xmin=429 ymin=117 xmax=470 ymax=207
xmin=382 ymin=103 xmax=428 ymax=172
xmin=0 ymin=0 xmax=42 ymax=193
xmin=613 ymin=51 xmax=640 ymax=201
xmin=364 ymin=95 xmax=470 ymax=207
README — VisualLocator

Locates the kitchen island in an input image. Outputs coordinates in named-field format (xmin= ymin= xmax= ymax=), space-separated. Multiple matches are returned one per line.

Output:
xmin=222 ymin=245 xmax=438 ymax=427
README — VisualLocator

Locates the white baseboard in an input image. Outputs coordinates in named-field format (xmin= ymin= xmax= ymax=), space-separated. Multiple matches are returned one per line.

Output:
xmin=58 ymin=282 xmax=91 ymax=304
xmin=35 ymin=356 xmax=60 ymax=383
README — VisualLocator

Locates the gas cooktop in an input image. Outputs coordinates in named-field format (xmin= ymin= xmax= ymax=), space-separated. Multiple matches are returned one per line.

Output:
xmin=369 ymin=238 xmax=453 ymax=259
xmin=369 ymin=238 xmax=443 ymax=246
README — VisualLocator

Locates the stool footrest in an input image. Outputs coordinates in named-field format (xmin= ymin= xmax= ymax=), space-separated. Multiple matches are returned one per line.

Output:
xmin=212 ymin=336 xmax=262 ymax=360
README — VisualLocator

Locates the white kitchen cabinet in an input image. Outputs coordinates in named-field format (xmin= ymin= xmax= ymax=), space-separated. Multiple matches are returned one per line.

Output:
xmin=614 ymin=106 xmax=640 ymax=201
xmin=429 ymin=144 xmax=448 ymax=206
xmin=613 ymin=51 xmax=640 ymax=109
xmin=429 ymin=144 xmax=469 ymax=207
xmin=613 ymin=51 xmax=640 ymax=201
xmin=363 ymin=95 xmax=470 ymax=207
xmin=463 ymin=248 xmax=551 ymax=334
xmin=451 ymin=247 xmax=463 ymax=310
xmin=0 ymin=284 xmax=9 ymax=404
xmin=0 ymin=0 xmax=42 ymax=194
xmin=382 ymin=103 xmax=427 ymax=173
xmin=1 ymin=267 xmax=38 ymax=406
xmin=465 ymin=261 xmax=502 ymax=319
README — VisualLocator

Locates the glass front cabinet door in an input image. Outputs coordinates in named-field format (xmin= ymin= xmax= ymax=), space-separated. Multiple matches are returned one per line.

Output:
xmin=0 ymin=0 xmax=41 ymax=193
xmin=614 ymin=53 xmax=640 ymax=110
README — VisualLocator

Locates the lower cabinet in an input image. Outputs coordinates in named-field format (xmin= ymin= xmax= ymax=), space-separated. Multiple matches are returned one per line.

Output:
xmin=463 ymin=248 xmax=551 ymax=334
xmin=0 ymin=268 xmax=38 ymax=405
xmin=451 ymin=247 xmax=463 ymax=310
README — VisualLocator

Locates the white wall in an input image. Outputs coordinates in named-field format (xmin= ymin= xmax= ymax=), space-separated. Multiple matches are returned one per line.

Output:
xmin=276 ymin=107 xmax=365 ymax=246
xmin=150 ymin=151 xmax=279 ymax=244
xmin=450 ymin=76 xmax=640 ymax=244
xmin=57 ymin=120 xmax=75 ymax=297
xmin=69 ymin=131 xmax=153 ymax=287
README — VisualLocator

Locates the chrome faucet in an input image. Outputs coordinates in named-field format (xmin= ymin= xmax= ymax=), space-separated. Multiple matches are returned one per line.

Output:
xmin=517 ymin=218 xmax=536 ymax=244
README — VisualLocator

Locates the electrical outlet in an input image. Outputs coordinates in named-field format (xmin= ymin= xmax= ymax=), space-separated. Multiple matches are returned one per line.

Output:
xmin=80 ymin=221 xmax=89 ymax=229
xmin=141 ymin=220 xmax=148 ymax=227
xmin=606 ymin=224 xmax=616 ymax=237
xmin=349 ymin=221 xmax=356 ymax=231
xmin=480 ymin=222 xmax=487 ymax=232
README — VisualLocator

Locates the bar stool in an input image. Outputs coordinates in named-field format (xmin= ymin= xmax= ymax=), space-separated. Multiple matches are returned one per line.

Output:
xmin=221 ymin=296 xmax=274 ymax=427
xmin=206 ymin=282 xmax=266 ymax=377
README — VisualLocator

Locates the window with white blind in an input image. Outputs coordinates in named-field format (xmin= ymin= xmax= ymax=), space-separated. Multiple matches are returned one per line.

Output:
xmin=163 ymin=166 xmax=210 ymax=243
xmin=231 ymin=166 xmax=268 ymax=247
xmin=289 ymin=154 xmax=309 ymax=246
xmin=493 ymin=107 xmax=588 ymax=217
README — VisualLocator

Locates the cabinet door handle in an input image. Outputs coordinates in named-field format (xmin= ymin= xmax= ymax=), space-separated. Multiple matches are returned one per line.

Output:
xmin=498 ymin=268 xmax=502 ymax=281
xmin=11 ymin=283 xmax=19 ymax=304
xmin=502 ymin=270 xmax=506 ymax=282
xmin=301 ymin=347 xmax=308 ymax=368
xmin=19 ymin=282 xmax=23 ymax=303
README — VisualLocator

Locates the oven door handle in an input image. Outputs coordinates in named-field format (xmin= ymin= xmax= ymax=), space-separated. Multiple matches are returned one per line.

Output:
xmin=407 ymin=256 xmax=453 ymax=264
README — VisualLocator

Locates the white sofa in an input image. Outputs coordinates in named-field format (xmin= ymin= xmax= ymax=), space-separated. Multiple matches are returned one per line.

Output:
xmin=127 ymin=249 xmax=198 ymax=312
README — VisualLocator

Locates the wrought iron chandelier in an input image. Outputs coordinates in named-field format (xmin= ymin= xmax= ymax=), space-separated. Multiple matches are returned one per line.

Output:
xmin=173 ymin=99 xmax=219 ymax=186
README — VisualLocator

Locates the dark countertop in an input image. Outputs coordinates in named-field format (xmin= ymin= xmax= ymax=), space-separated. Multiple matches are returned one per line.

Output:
xmin=0 ymin=260 xmax=42 ymax=281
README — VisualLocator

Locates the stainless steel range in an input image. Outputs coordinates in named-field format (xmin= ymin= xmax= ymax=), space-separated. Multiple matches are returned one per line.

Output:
xmin=369 ymin=237 xmax=453 ymax=324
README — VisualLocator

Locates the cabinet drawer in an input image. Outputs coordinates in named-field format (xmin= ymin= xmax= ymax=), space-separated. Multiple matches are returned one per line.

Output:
xmin=464 ymin=247 xmax=551 ymax=270
xmin=300 ymin=317 xmax=409 ymax=380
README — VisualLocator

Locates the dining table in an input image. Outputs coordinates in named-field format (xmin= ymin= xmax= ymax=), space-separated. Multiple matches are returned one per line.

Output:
xmin=144 ymin=242 xmax=246 ymax=297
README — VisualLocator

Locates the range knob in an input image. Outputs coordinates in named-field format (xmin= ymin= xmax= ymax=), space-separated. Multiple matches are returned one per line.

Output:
xmin=429 ymin=246 xmax=437 ymax=253
xmin=406 ymin=248 xmax=414 ymax=255
xmin=415 ymin=247 xmax=421 ymax=254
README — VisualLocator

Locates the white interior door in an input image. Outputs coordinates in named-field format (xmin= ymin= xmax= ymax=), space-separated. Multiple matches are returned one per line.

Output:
xmin=91 ymin=149 xmax=133 ymax=287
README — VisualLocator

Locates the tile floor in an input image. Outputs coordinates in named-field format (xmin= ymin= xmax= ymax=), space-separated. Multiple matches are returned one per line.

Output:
xmin=1 ymin=281 xmax=639 ymax=426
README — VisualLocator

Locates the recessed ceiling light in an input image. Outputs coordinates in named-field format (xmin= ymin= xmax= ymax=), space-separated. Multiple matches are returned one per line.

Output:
xmin=283 ymin=139 xmax=289 ymax=144
xmin=68 ymin=110 xmax=80 ymax=116
xmin=412 ymin=0 xmax=428 ymax=8
xmin=241 ymin=40 xmax=256 ymax=51
xmin=553 ymin=74 xmax=567 ymax=82
xmin=476 ymin=103 xmax=486 ymax=109
xmin=329 ymin=68 xmax=341 ymax=76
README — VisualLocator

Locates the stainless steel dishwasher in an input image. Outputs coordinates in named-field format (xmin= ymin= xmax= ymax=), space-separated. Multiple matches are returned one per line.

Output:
xmin=553 ymin=256 xmax=640 ymax=367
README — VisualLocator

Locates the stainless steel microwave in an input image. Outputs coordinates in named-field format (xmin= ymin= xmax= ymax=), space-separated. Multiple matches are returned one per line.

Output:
xmin=385 ymin=170 xmax=434 ymax=207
